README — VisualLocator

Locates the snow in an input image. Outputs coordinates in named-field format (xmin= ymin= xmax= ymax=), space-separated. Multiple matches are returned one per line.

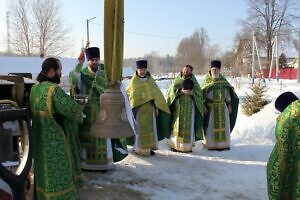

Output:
xmin=1 ymin=58 xmax=300 ymax=199
xmin=0 ymin=56 xmax=78 ymax=75
xmin=80 ymin=77 xmax=300 ymax=200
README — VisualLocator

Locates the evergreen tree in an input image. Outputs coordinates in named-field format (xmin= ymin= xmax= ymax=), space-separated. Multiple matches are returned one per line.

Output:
xmin=242 ymin=83 xmax=269 ymax=116
xmin=279 ymin=53 xmax=287 ymax=67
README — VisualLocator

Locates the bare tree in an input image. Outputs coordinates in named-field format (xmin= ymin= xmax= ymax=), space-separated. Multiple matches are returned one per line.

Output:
xmin=144 ymin=51 xmax=161 ymax=74
xmin=175 ymin=28 xmax=209 ymax=74
xmin=10 ymin=0 xmax=33 ymax=55
xmin=206 ymin=44 xmax=221 ymax=62
xmin=293 ymin=39 xmax=299 ymax=51
xmin=31 ymin=0 xmax=71 ymax=56
xmin=243 ymin=0 xmax=300 ymax=66
xmin=9 ymin=0 xmax=71 ymax=56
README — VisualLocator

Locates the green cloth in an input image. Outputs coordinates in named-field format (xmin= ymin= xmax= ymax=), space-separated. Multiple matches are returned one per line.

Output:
xmin=267 ymin=100 xmax=300 ymax=200
xmin=201 ymin=71 xmax=239 ymax=132
xmin=69 ymin=63 xmax=82 ymax=96
xmin=127 ymin=72 xmax=170 ymax=114
xmin=30 ymin=81 xmax=83 ymax=200
xmin=126 ymin=72 xmax=170 ymax=144
xmin=167 ymin=73 xmax=204 ymax=140
xmin=136 ymin=101 xmax=156 ymax=148
xmin=69 ymin=64 xmax=128 ymax=165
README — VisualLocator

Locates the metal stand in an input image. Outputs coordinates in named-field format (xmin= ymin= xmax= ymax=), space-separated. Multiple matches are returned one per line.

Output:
xmin=0 ymin=108 xmax=32 ymax=200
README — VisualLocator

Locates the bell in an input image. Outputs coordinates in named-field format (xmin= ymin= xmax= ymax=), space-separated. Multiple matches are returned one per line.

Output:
xmin=90 ymin=83 xmax=134 ymax=138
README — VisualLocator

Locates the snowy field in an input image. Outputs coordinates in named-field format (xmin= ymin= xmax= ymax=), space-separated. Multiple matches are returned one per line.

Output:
xmin=79 ymin=77 xmax=300 ymax=200
xmin=1 ymin=71 xmax=300 ymax=199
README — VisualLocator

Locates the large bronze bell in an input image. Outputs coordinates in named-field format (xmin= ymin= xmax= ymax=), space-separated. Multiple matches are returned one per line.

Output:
xmin=90 ymin=83 xmax=134 ymax=138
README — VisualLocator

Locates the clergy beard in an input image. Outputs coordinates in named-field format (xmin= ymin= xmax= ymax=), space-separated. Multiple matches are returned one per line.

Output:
xmin=91 ymin=65 xmax=98 ymax=73
xmin=211 ymin=72 xmax=220 ymax=79
xmin=137 ymin=72 xmax=147 ymax=78
xmin=183 ymin=74 xmax=191 ymax=79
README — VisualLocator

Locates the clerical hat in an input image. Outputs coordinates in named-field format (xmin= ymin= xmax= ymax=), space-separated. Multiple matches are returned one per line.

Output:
xmin=275 ymin=91 xmax=298 ymax=112
xmin=136 ymin=60 xmax=147 ymax=69
xmin=182 ymin=78 xmax=194 ymax=90
xmin=211 ymin=60 xmax=221 ymax=69
xmin=85 ymin=47 xmax=100 ymax=60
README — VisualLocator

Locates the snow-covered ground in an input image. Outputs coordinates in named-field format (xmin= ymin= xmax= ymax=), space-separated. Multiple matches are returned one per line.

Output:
xmin=79 ymin=77 xmax=300 ymax=200
xmin=1 ymin=72 xmax=300 ymax=199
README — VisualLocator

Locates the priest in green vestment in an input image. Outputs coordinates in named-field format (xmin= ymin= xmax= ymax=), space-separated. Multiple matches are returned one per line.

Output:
xmin=201 ymin=60 xmax=239 ymax=150
xmin=69 ymin=47 xmax=128 ymax=170
xmin=166 ymin=65 xmax=204 ymax=152
xmin=126 ymin=60 xmax=170 ymax=156
xmin=30 ymin=57 xmax=84 ymax=200
xmin=267 ymin=91 xmax=300 ymax=200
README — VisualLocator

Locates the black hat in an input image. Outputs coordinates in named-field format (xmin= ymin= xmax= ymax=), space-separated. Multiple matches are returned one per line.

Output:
xmin=275 ymin=91 xmax=298 ymax=112
xmin=85 ymin=47 xmax=100 ymax=60
xmin=136 ymin=60 xmax=147 ymax=69
xmin=182 ymin=78 xmax=194 ymax=90
xmin=211 ymin=60 xmax=221 ymax=69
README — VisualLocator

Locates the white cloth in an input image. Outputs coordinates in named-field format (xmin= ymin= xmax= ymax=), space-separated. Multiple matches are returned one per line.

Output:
xmin=120 ymin=82 xmax=137 ymax=136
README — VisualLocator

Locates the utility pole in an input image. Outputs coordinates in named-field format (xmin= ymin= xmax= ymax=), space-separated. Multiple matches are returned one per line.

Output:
xmin=268 ymin=38 xmax=275 ymax=81
xmin=254 ymin=34 xmax=265 ymax=83
xmin=251 ymin=30 xmax=255 ymax=85
xmin=275 ymin=34 xmax=279 ymax=82
xmin=86 ymin=17 xmax=96 ymax=47
xmin=6 ymin=12 xmax=10 ymax=54
xmin=297 ymin=28 xmax=300 ymax=83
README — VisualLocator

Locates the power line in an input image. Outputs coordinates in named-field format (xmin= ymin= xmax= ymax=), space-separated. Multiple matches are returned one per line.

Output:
xmin=90 ymin=21 xmax=235 ymax=41
xmin=6 ymin=12 xmax=10 ymax=54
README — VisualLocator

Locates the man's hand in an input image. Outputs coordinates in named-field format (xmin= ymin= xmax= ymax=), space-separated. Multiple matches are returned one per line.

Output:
xmin=227 ymin=104 xmax=232 ymax=114
xmin=155 ymin=108 xmax=159 ymax=117
xmin=204 ymin=106 xmax=208 ymax=115
xmin=78 ymin=49 xmax=85 ymax=65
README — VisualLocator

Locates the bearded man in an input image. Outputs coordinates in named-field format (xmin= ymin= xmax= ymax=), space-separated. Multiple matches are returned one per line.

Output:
xmin=201 ymin=60 xmax=239 ymax=150
xmin=166 ymin=65 xmax=204 ymax=152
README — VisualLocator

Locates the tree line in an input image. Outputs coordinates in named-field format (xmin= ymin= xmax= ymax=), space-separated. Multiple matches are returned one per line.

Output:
xmin=6 ymin=0 xmax=300 ymax=76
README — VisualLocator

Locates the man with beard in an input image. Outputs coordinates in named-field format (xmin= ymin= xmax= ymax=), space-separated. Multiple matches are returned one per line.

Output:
xmin=267 ymin=92 xmax=300 ymax=200
xmin=201 ymin=60 xmax=239 ymax=150
xmin=126 ymin=60 xmax=170 ymax=156
xmin=69 ymin=47 xmax=128 ymax=170
xmin=30 ymin=57 xmax=84 ymax=199
xmin=166 ymin=65 xmax=204 ymax=152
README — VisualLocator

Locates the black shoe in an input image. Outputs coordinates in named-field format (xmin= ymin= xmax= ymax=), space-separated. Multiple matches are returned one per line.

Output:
xmin=150 ymin=150 xmax=156 ymax=155
xmin=217 ymin=147 xmax=230 ymax=151
xmin=171 ymin=148 xmax=179 ymax=152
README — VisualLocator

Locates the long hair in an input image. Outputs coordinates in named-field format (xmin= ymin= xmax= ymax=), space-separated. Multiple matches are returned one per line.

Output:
xmin=36 ymin=57 xmax=60 ymax=83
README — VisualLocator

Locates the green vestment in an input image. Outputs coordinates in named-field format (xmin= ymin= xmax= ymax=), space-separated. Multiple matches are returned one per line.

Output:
xmin=126 ymin=72 xmax=170 ymax=154
xmin=201 ymin=72 xmax=239 ymax=149
xmin=69 ymin=64 xmax=128 ymax=168
xmin=30 ymin=81 xmax=83 ymax=200
xmin=166 ymin=73 xmax=204 ymax=151
xmin=267 ymin=100 xmax=300 ymax=200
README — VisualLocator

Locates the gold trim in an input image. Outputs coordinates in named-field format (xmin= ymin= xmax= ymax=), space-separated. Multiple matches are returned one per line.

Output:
xmin=31 ymin=110 xmax=51 ymax=117
xmin=213 ymin=128 xmax=226 ymax=132
xmin=36 ymin=185 xmax=75 ymax=198
xmin=47 ymin=85 xmax=57 ymax=117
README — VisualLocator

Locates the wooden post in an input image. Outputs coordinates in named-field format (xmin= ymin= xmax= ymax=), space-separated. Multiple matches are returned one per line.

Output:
xmin=275 ymin=34 xmax=279 ymax=82
xmin=251 ymin=31 xmax=255 ymax=85
xmin=298 ymin=28 xmax=300 ymax=83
